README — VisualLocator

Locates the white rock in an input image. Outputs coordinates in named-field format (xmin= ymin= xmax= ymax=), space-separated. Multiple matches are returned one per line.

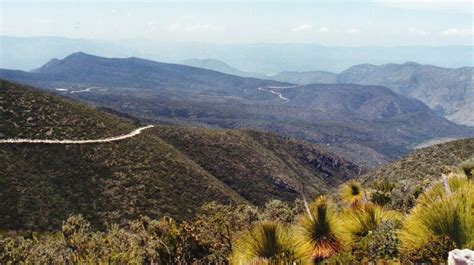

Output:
xmin=448 ymin=249 xmax=474 ymax=265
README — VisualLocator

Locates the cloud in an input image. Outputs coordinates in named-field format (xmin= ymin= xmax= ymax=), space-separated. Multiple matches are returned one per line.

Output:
xmin=346 ymin=28 xmax=360 ymax=34
xmin=291 ymin=25 xmax=329 ymax=33
xmin=408 ymin=27 xmax=429 ymax=36
xmin=375 ymin=0 xmax=473 ymax=14
xmin=291 ymin=24 xmax=313 ymax=32
xmin=439 ymin=27 xmax=474 ymax=37
xmin=185 ymin=24 xmax=226 ymax=32
xmin=318 ymin=26 xmax=329 ymax=33
xmin=166 ymin=23 xmax=226 ymax=32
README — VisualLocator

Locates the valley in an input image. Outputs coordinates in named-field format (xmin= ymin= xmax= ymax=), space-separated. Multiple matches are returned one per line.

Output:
xmin=1 ymin=52 xmax=472 ymax=168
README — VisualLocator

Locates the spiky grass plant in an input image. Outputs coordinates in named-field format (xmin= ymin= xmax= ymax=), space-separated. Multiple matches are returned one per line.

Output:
xmin=342 ymin=203 xmax=401 ymax=243
xmin=399 ymin=174 xmax=474 ymax=259
xmin=297 ymin=196 xmax=346 ymax=263
xmin=230 ymin=222 xmax=307 ymax=265
xmin=340 ymin=181 xmax=365 ymax=207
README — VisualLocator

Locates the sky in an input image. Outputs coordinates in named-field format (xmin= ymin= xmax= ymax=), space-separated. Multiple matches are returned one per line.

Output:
xmin=0 ymin=0 xmax=473 ymax=46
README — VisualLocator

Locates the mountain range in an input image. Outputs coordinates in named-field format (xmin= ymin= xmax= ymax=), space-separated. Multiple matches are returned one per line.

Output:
xmin=1 ymin=52 xmax=473 ymax=168
xmin=158 ymin=58 xmax=474 ymax=127
xmin=266 ymin=62 xmax=474 ymax=126
xmin=0 ymin=79 xmax=360 ymax=230
xmin=1 ymin=36 xmax=473 ymax=73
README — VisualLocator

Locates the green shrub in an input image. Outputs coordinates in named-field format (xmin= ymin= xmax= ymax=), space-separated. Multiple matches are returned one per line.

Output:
xmin=230 ymin=222 xmax=307 ymax=264
xmin=351 ymin=221 xmax=399 ymax=262
xmin=340 ymin=181 xmax=365 ymax=207
xmin=342 ymin=203 xmax=401 ymax=243
xmin=297 ymin=196 xmax=345 ymax=263
xmin=460 ymin=158 xmax=474 ymax=179
xmin=399 ymin=174 xmax=474 ymax=263
xmin=399 ymin=235 xmax=456 ymax=264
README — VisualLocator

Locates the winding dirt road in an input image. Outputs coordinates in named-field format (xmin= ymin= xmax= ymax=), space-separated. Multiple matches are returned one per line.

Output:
xmin=0 ymin=125 xmax=154 ymax=144
xmin=257 ymin=85 xmax=298 ymax=103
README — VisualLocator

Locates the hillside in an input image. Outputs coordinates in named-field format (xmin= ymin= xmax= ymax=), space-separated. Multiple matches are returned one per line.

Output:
xmin=271 ymin=71 xmax=337 ymax=84
xmin=272 ymin=62 xmax=474 ymax=126
xmin=0 ymin=79 xmax=360 ymax=230
xmin=181 ymin=58 xmax=268 ymax=79
xmin=1 ymin=53 xmax=473 ymax=168
xmin=363 ymin=137 xmax=474 ymax=188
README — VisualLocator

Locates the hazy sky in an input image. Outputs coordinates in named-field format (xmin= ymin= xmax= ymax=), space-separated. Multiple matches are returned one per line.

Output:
xmin=1 ymin=0 xmax=473 ymax=46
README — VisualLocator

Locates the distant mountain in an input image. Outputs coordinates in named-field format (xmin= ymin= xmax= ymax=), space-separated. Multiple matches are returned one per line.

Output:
xmin=271 ymin=62 xmax=474 ymax=126
xmin=181 ymin=58 xmax=268 ymax=79
xmin=1 ymin=52 xmax=473 ymax=168
xmin=1 ymin=36 xmax=473 ymax=72
xmin=0 ymin=79 xmax=360 ymax=230
xmin=338 ymin=62 xmax=474 ymax=126
xmin=271 ymin=71 xmax=337 ymax=84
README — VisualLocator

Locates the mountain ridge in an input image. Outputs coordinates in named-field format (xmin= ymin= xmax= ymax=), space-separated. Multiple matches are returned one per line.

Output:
xmin=270 ymin=62 xmax=473 ymax=126
xmin=1 ymin=53 xmax=473 ymax=168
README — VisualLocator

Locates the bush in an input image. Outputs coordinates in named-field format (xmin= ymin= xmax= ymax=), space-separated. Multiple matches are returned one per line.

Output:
xmin=399 ymin=174 xmax=474 ymax=263
xmin=351 ymin=221 xmax=400 ymax=262
xmin=297 ymin=196 xmax=346 ymax=263
xmin=340 ymin=181 xmax=365 ymax=207
xmin=342 ymin=203 xmax=401 ymax=244
xmin=460 ymin=158 xmax=474 ymax=179
xmin=230 ymin=222 xmax=307 ymax=264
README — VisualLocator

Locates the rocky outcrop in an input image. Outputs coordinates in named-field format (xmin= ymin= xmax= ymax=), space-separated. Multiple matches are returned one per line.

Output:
xmin=448 ymin=249 xmax=474 ymax=265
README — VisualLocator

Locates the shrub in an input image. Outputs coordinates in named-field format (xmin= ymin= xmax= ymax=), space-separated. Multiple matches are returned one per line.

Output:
xmin=342 ymin=203 xmax=401 ymax=244
xmin=340 ymin=181 xmax=365 ymax=207
xmin=351 ymin=220 xmax=400 ymax=262
xmin=192 ymin=202 xmax=260 ymax=262
xmin=460 ymin=158 xmax=474 ymax=179
xmin=297 ymin=196 xmax=345 ymax=263
xmin=399 ymin=174 xmax=474 ymax=263
xmin=260 ymin=199 xmax=300 ymax=224
xmin=399 ymin=235 xmax=456 ymax=264
xmin=370 ymin=179 xmax=395 ymax=206
xmin=230 ymin=222 xmax=306 ymax=264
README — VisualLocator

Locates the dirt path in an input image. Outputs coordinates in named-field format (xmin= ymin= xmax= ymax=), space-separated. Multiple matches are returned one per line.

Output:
xmin=0 ymin=125 xmax=154 ymax=144
xmin=257 ymin=85 xmax=298 ymax=103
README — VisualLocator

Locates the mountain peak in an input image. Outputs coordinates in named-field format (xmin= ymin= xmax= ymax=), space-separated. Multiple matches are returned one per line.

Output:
xmin=62 ymin=51 xmax=96 ymax=61
xmin=403 ymin=61 xmax=420 ymax=66
xmin=34 ymin=52 xmax=101 ymax=74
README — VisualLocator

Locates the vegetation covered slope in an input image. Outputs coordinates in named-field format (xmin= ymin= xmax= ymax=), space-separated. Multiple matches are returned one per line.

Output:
xmin=363 ymin=138 xmax=474 ymax=187
xmin=0 ymin=80 xmax=246 ymax=230
xmin=0 ymin=80 xmax=135 ymax=139
xmin=0 ymin=80 xmax=359 ymax=230
xmin=156 ymin=127 xmax=360 ymax=204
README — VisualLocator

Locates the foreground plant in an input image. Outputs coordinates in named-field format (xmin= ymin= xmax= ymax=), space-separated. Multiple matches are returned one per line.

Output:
xmin=342 ymin=203 xmax=401 ymax=244
xmin=297 ymin=196 xmax=345 ymax=264
xmin=340 ymin=181 xmax=366 ymax=207
xmin=230 ymin=222 xmax=307 ymax=264
xmin=399 ymin=174 xmax=474 ymax=263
